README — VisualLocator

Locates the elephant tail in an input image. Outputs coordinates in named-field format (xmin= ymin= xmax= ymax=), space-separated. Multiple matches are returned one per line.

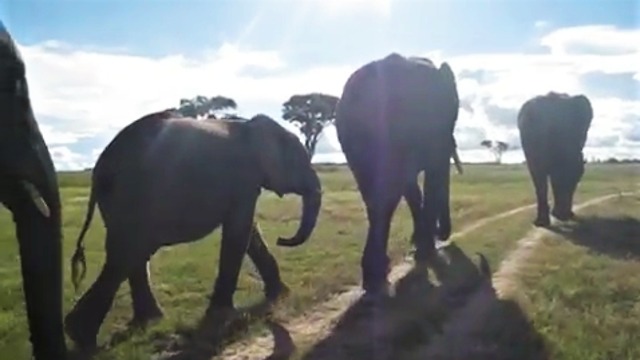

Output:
xmin=70 ymin=182 xmax=98 ymax=293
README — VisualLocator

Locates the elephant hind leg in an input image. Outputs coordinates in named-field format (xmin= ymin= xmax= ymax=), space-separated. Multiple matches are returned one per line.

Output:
xmin=531 ymin=172 xmax=551 ymax=227
xmin=64 ymin=259 xmax=129 ymax=350
xmin=246 ymin=222 xmax=289 ymax=301
xmin=64 ymin=231 xmax=147 ymax=350
xmin=404 ymin=182 xmax=423 ymax=246
xmin=361 ymin=183 xmax=403 ymax=296
xmin=128 ymin=260 xmax=164 ymax=326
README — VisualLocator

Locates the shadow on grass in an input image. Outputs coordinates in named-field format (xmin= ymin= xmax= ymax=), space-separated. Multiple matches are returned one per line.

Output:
xmin=298 ymin=244 xmax=549 ymax=360
xmin=549 ymin=215 xmax=640 ymax=260
xmin=151 ymin=298 xmax=278 ymax=360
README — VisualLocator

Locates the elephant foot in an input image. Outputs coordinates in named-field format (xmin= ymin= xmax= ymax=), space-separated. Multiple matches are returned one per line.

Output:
xmin=265 ymin=282 xmax=291 ymax=303
xmin=413 ymin=245 xmax=437 ymax=266
xmin=197 ymin=305 xmax=245 ymax=343
xmin=129 ymin=306 xmax=164 ymax=329
xmin=64 ymin=309 xmax=98 ymax=351
xmin=437 ymin=223 xmax=452 ymax=242
xmin=533 ymin=216 xmax=551 ymax=227
xmin=361 ymin=281 xmax=392 ymax=305
xmin=552 ymin=208 xmax=575 ymax=221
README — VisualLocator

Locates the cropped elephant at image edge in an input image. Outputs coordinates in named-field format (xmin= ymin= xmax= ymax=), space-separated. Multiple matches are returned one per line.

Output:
xmin=0 ymin=23 xmax=68 ymax=360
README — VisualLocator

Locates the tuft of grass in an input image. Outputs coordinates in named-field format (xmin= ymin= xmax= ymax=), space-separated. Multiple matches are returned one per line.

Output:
xmin=0 ymin=163 xmax=636 ymax=359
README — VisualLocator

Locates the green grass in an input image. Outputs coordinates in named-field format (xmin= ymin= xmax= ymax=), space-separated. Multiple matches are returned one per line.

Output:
xmin=517 ymin=195 xmax=640 ymax=360
xmin=0 ymin=163 xmax=637 ymax=359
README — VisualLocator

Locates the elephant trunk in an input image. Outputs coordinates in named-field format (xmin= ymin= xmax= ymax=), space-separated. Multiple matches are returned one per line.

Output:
xmin=12 ymin=140 xmax=67 ymax=360
xmin=277 ymin=169 xmax=322 ymax=247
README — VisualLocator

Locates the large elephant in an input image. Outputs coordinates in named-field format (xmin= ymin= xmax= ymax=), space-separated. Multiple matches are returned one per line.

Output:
xmin=335 ymin=53 xmax=462 ymax=296
xmin=517 ymin=91 xmax=593 ymax=227
xmin=64 ymin=111 xmax=322 ymax=350
xmin=0 ymin=23 xmax=68 ymax=359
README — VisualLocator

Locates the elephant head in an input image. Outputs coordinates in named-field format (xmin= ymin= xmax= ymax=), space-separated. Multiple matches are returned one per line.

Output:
xmin=244 ymin=114 xmax=322 ymax=247
xmin=0 ymin=23 xmax=67 ymax=359
xmin=553 ymin=94 xmax=593 ymax=218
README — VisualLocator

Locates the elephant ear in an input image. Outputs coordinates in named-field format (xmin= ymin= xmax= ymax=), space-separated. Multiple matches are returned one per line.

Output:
xmin=438 ymin=62 xmax=460 ymax=129
xmin=571 ymin=94 xmax=593 ymax=149
xmin=244 ymin=114 xmax=289 ymax=197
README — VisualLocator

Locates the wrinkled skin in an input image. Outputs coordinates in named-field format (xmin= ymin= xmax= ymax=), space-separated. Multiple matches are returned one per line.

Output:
xmin=0 ymin=24 xmax=67 ymax=359
xmin=517 ymin=92 xmax=593 ymax=227
xmin=335 ymin=53 xmax=463 ymax=295
xmin=64 ymin=112 xmax=322 ymax=350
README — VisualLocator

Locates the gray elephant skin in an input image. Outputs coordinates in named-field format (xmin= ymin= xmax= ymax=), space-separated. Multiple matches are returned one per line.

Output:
xmin=334 ymin=53 xmax=463 ymax=295
xmin=0 ymin=23 xmax=68 ymax=359
xmin=64 ymin=111 xmax=323 ymax=350
xmin=518 ymin=91 xmax=593 ymax=227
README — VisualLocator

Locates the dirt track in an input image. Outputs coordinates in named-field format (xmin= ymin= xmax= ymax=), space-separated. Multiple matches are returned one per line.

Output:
xmin=211 ymin=202 xmax=540 ymax=360
xmin=156 ymin=192 xmax=635 ymax=360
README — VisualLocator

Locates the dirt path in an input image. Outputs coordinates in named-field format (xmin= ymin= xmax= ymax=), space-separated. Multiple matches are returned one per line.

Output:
xmin=214 ymin=202 xmax=540 ymax=360
xmin=491 ymin=192 xmax=635 ymax=299
xmin=418 ymin=191 xmax=637 ymax=357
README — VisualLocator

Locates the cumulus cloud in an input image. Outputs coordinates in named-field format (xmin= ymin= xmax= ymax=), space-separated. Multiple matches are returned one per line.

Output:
xmin=16 ymin=24 xmax=640 ymax=170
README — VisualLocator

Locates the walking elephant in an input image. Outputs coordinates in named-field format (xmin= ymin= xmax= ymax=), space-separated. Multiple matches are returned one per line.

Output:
xmin=518 ymin=92 xmax=593 ymax=227
xmin=64 ymin=111 xmax=323 ymax=350
xmin=335 ymin=53 xmax=463 ymax=296
xmin=0 ymin=23 xmax=67 ymax=359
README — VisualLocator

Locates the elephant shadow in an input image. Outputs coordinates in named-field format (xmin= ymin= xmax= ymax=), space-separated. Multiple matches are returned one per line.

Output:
xmin=149 ymin=298 xmax=278 ymax=360
xmin=297 ymin=244 xmax=550 ymax=360
xmin=548 ymin=214 xmax=640 ymax=260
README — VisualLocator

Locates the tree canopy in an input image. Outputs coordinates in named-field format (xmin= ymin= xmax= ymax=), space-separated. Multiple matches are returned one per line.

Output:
xmin=480 ymin=140 xmax=510 ymax=164
xmin=176 ymin=95 xmax=238 ymax=119
xmin=282 ymin=93 xmax=340 ymax=158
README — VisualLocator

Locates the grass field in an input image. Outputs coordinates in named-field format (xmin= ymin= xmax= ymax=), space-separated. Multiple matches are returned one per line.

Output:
xmin=0 ymin=163 xmax=637 ymax=359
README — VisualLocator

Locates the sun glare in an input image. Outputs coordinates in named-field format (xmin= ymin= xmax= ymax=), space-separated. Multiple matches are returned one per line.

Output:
xmin=321 ymin=0 xmax=392 ymax=16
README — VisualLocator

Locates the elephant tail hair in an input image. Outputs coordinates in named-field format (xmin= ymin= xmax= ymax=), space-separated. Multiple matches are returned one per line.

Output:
xmin=70 ymin=183 xmax=98 ymax=293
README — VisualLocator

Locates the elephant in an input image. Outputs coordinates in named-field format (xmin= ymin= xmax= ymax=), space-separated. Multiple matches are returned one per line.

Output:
xmin=517 ymin=91 xmax=593 ymax=227
xmin=64 ymin=110 xmax=323 ymax=350
xmin=0 ymin=23 xmax=68 ymax=359
xmin=334 ymin=53 xmax=463 ymax=296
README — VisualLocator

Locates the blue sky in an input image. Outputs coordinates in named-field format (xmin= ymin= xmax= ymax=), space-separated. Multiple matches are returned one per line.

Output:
xmin=1 ymin=0 xmax=639 ymax=169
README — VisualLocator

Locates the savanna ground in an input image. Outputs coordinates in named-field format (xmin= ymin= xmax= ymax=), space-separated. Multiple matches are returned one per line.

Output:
xmin=0 ymin=163 xmax=637 ymax=359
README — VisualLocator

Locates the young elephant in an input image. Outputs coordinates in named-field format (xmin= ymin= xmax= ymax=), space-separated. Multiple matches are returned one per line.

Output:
xmin=518 ymin=92 xmax=593 ymax=227
xmin=65 ymin=111 xmax=323 ymax=350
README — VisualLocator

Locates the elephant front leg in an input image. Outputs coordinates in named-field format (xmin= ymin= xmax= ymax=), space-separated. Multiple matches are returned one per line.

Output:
xmin=246 ymin=222 xmax=290 ymax=301
xmin=128 ymin=260 xmax=164 ymax=327
xmin=206 ymin=202 xmax=256 ymax=315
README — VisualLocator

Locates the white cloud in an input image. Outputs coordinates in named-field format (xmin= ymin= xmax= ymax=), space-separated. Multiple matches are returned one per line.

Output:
xmin=17 ymin=24 xmax=640 ymax=170
xmin=48 ymin=146 xmax=93 ymax=171
xmin=540 ymin=25 xmax=640 ymax=55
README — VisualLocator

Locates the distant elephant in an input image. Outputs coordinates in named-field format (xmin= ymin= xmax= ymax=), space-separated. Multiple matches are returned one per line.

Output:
xmin=0 ymin=24 xmax=67 ymax=359
xmin=335 ymin=53 xmax=463 ymax=295
xmin=517 ymin=92 xmax=593 ymax=227
xmin=64 ymin=111 xmax=323 ymax=350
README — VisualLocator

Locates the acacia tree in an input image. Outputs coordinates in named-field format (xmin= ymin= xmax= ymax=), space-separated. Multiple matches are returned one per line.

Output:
xmin=282 ymin=93 xmax=339 ymax=158
xmin=480 ymin=140 xmax=510 ymax=164
xmin=176 ymin=95 xmax=238 ymax=119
